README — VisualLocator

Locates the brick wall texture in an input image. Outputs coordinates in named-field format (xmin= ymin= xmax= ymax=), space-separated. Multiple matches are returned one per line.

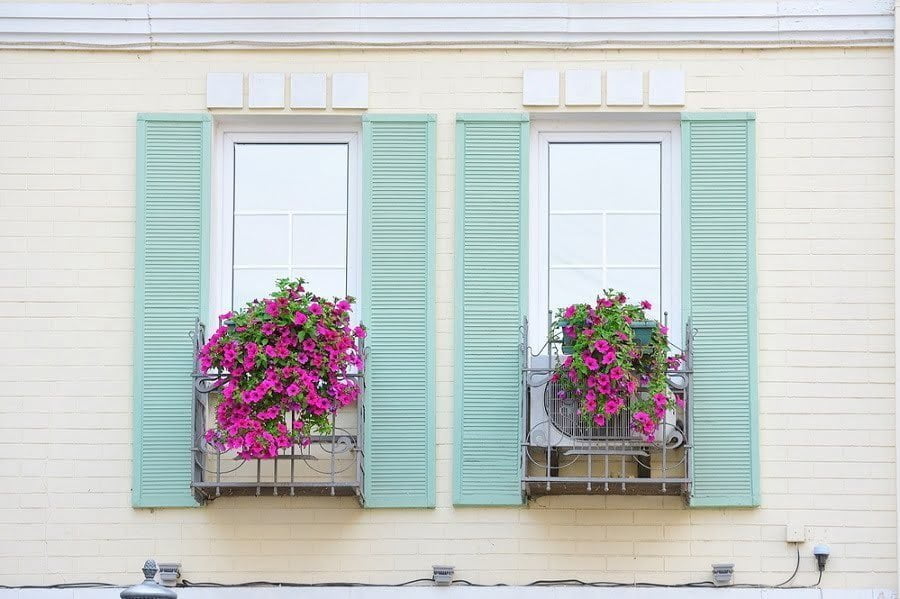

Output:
xmin=0 ymin=46 xmax=895 ymax=588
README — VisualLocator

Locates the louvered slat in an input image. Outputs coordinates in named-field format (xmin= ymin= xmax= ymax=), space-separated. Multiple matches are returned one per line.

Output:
xmin=682 ymin=113 xmax=759 ymax=508
xmin=362 ymin=115 xmax=436 ymax=508
xmin=133 ymin=114 xmax=210 ymax=507
xmin=454 ymin=114 xmax=528 ymax=506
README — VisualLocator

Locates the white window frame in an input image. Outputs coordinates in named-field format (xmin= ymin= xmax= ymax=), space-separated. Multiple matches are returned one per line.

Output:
xmin=211 ymin=119 xmax=362 ymax=328
xmin=528 ymin=118 xmax=682 ymax=352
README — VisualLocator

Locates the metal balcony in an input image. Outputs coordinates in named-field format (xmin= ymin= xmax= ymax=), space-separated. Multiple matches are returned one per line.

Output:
xmin=190 ymin=320 xmax=365 ymax=503
xmin=520 ymin=319 xmax=693 ymax=498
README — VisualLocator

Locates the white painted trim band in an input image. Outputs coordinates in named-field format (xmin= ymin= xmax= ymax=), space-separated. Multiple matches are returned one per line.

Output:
xmin=0 ymin=1 xmax=894 ymax=50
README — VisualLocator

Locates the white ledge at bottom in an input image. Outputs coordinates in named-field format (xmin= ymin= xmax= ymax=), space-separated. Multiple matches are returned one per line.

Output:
xmin=0 ymin=587 xmax=895 ymax=599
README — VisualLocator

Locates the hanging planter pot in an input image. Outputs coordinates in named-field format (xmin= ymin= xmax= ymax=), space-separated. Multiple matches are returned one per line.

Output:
xmin=556 ymin=318 xmax=576 ymax=355
xmin=630 ymin=320 xmax=658 ymax=346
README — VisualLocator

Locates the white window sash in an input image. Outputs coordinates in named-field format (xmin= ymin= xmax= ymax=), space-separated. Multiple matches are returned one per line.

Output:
xmin=528 ymin=119 xmax=682 ymax=352
xmin=211 ymin=122 xmax=362 ymax=329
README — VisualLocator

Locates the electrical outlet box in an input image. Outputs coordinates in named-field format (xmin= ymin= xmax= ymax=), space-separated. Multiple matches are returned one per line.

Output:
xmin=432 ymin=565 xmax=454 ymax=586
xmin=786 ymin=525 xmax=806 ymax=543
xmin=157 ymin=563 xmax=181 ymax=587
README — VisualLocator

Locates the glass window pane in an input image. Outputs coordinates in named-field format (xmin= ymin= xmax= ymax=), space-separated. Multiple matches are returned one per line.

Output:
xmin=291 ymin=267 xmax=346 ymax=299
xmin=550 ymin=267 xmax=604 ymax=310
xmin=233 ymin=268 xmax=288 ymax=308
xmin=549 ymin=143 xmax=661 ymax=212
xmin=605 ymin=267 xmax=661 ymax=320
xmin=549 ymin=214 xmax=602 ymax=267
xmin=230 ymin=142 xmax=352 ymax=310
xmin=292 ymin=214 xmax=347 ymax=268
xmin=234 ymin=144 xmax=348 ymax=212
xmin=606 ymin=214 xmax=660 ymax=266
xmin=547 ymin=141 xmax=662 ymax=317
xmin=233 ymin=214 xmax=289 ymax=266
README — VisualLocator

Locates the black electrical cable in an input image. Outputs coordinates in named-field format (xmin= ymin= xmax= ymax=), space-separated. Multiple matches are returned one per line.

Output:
xmin=0 ymin=550 xmax=825 ymax=591
xmin=775 ymin=545 xmax=801 ymax=587
xmin=525 ymin=579 xmax=716 ymax=588
xmin=179 ymin=577 xmax=434 ymax=588
xmin=0 ymin=583 xmax=119 ymax=589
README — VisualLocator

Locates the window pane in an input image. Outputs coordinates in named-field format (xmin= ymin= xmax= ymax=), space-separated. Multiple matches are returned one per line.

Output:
xmin=234 ymin=144 xmax=349 ymax=212
xmin=549 ymin=143 xmax=660 ymax=212
xmin=549 ymin=214 xmax=602 ymax=267
xmin=550 ymin=267 xmax=604 ymax=309
xmin=233 ymin=214 xmax=289 ymax=266
xmin=605 ymin=267 xmax=661 ymax=321
xmin=291 ymin=267 xmax=346 ymax=299
xmin=547 ymin=142 xmax=662 ymax=317
xmin=231 ymin=142 xmax=351 ymax=309
xmin=606 ymin=213 xmax=660 ymax=266
xmin=292 ymin=214 xmax=347 ymax=268
xmin=233 ymin=268 xmax=288 ymax=308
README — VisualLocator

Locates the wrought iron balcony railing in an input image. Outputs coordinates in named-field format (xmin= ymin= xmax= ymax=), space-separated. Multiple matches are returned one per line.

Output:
xmin=190 ymin=320 xmax=365 ymax=503
xmin=520 ymin=319 xmax=693 ymax=498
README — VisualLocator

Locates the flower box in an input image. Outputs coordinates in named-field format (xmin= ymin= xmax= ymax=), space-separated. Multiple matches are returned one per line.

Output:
xmin=630 ymin=320 xmax=657 ymax=346
xmin=557 ymin=318 xmax=658 ymax=354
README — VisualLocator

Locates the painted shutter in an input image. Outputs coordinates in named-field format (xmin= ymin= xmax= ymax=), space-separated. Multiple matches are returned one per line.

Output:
xmin=682 ymin=113 xmax=759 ymax=507
xmin=454 ymin=114 xmax=528 ymax=506
xmin=133 ymin=114 xmax=210 ymax=507
xmin=362 ymin=115 xmax=436 ymax=508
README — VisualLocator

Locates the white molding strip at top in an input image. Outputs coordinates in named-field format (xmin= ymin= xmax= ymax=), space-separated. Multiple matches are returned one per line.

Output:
xmin=0 ymin=1 xmax=894 ymax=50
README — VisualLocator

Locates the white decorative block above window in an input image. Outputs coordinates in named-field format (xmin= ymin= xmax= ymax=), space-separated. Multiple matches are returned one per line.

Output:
xmin=332 ymin=73 xmax=369 ymax=109
xmin=522 ymin=69 xmax=559 ymax=106
xmin=606 ymin=70 xmax=643 ymax=106
xmin=248 ymin=73 xmax=286 ymax=108
xmin=649 ymin=69 xmax=686 ymax=106
xmin=564 ymin=69 xmax=602 ymax=106
xmin=206 ymin=73 xmax=243 ymax=108
xmin=290 ymin=73 xmax=327 ymax=109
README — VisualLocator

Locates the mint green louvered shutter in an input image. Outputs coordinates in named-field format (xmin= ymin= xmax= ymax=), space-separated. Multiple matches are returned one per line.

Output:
xmin=682 ymin=113 xmax=759 ymax=508
xmin=362 ymin=115 xmax=436 ymax=508
xmin=454 ymin=114 xmax=528 ymax=506
xmin=133 ymin=114 xmax=210 ymax=507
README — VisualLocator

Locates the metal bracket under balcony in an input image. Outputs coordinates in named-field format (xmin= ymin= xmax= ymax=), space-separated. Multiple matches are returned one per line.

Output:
xmin=189 ymin=320 xmax=365 ymax=503
xmin=520 ymin=318 xmax=694 ymax=499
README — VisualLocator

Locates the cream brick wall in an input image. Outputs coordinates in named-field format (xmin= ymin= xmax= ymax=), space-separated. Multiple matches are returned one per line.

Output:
xmin=0 ymin=47 xmax=894 ymax=588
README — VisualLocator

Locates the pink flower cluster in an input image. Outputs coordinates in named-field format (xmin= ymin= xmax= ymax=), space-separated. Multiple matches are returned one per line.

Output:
xmin=200 ymin=278 xmax=365 ymax=459
xmin=551 ymin=290 xmax=682 ymax=442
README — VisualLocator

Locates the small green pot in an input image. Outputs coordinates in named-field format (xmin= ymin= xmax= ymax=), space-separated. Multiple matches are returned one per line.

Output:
xmin=630 ymin=320 xmax=658 ymax=345
xmin=557 ymin=318 xmax=575 ymax=355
